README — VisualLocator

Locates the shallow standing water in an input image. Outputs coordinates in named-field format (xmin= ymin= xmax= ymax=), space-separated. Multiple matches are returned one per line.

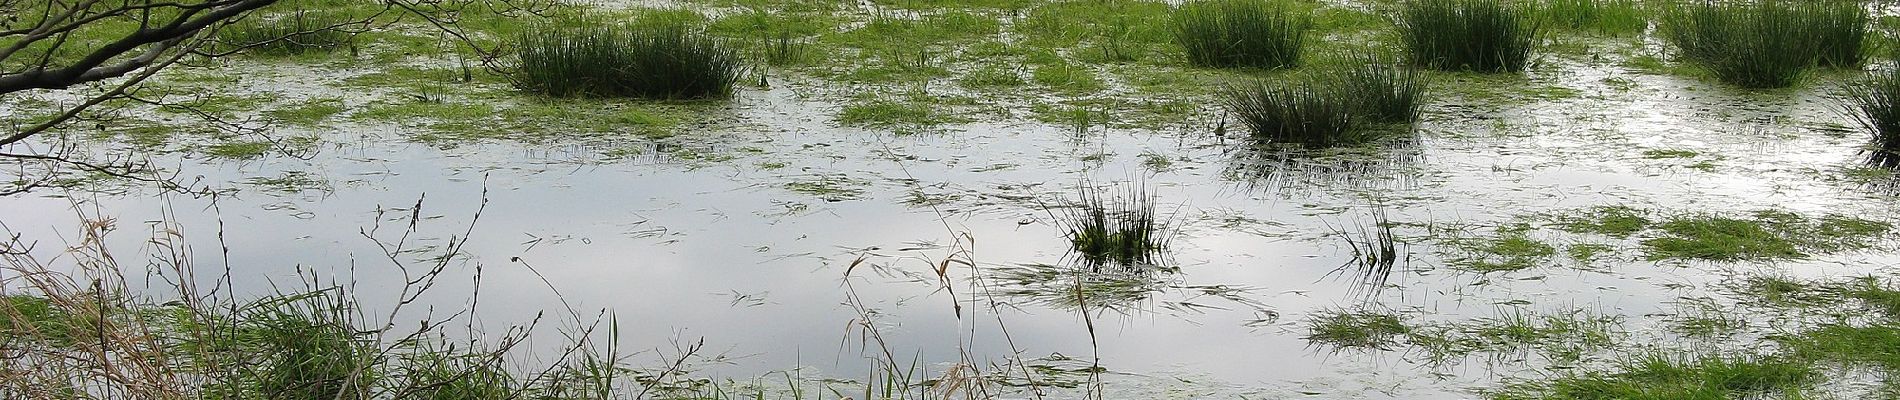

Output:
xmin=7 ymin=1 xmax=1900 ymax=398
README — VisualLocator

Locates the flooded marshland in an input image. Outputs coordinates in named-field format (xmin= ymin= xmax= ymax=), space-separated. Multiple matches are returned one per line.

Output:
xmin=9 ymin=0 xmax=1900 ymax=398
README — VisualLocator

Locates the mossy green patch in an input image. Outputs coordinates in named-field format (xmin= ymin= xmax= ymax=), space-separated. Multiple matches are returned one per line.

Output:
xmin=825 ymin=12 xmax=999 ymax=52
xmin=1031 ymin=62 xmax=1104 ymax=93
xmin=267 ymin=98 xmax=347 ymax=126
xmin=1448 ymin=225 xmax=1557 ymax=273
xmin=1565 ymin=243 xmax=1616 ymax=262
xmin=783 ymin=175 xmax=868 ymax=202
xmin=1642 ymin=149 xmax=1700 ymax=159
xmin=1555 ymin=205 xmax=1650 ymax=238
xmin=837 ymin=96 xmax=959 ymax=133
xmin=205 ymin=140 xmax=275 ymax=159
xmin=957 ymin=65 xmax=1026 ymax=89
xmin=1488 ymin=355 xmax=1816 ymax=400
xmin=1642 ymin=210 xmax=1890 ymax=261
xmin=1305 ymin=309 xmax=1410 ymax=350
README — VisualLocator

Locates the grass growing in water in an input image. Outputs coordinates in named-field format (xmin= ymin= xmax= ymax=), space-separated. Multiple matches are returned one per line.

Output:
xmin=1553 ymin=205 xmax=1650 ymax=238
xmin=1056 ymin=183 xmax=1170 ymax=270
xmin=1330 ymin=208 xmax=1405 ymax=295
xmin=1220 ymin=79 xmax=1362 ymax=147
xmin=515 ymin=22 xmax=740 ymax=99
xmin=1328 ymin=52 xmax=1427 ymax=124
xmin=1305 ymin=309 xmax=1410 ymax=350
xmin=1661 ymin=1 xmax=1866 ymax=88
xmin=1447 ymin=225 xmax=1557 ymax=273
xmin=1642 ymin=210 xmax=1890 ymax=261
xmin=1843 ymin=64 xmax=1900 ymax=161
xmin=1540 ymin=0 xmax=1644 ymax=35
xmin=217 ymin=10 xmax=354 ymax=55
xmin=1172 ymin=0 xmax=1310 ymax=70
xmin=1489 ymin=354 xmax=1817 ymax=400
xmin=1396 ymin=0 xmax=1542 ymax=73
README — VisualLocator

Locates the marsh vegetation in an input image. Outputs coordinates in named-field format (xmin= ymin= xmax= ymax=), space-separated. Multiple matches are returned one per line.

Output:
xmin=9 ymin=0 xmax=1900 ymax=398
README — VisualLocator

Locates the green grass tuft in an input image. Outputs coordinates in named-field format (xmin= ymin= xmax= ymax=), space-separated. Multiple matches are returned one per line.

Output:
xmin=1172 ymin=0 xmax=1310 ymax=70
xmin=1490 ymin=354 xmax=1816 ymax=400
xmin=1661 ymin=1 xmax=1866 ymax=88
xmin=515 ymin=22 xmax=741 ymax=99
xmin=1555 ymin=205 xmax=1650 ymax=238
xmin=1396 ymin=0 xmax=1543 ymax=73
xmin=217 ymin=9 xmax=355 ymax=56
xmin=1058 ymin=183 xmax=1169 ymax=269
xmin=1327 ymin=52 xmax=1428 ymax=124
xmin=1642 ymin=211 xmax=1889 ymax=261
xmin=1220 ymin=78 xmax=1362 ymax=147
xmin=1540 ymin=0 xmax=1645 ymax=35
xmin=1843 ymin=63 xmax=1900 ymax=160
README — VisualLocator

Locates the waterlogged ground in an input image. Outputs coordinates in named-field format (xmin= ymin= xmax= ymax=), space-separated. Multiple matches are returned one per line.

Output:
xmin=10 ymin=0 xmax=1900 ymax=398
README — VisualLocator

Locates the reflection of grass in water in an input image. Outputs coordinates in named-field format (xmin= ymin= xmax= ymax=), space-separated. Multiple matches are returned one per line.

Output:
xmin=1396 ymin=0 xmax=1541 ymax=73
xmin=1223 ymin=140 xmax=1423 ymax=194
xmin=1329 ymin=207 xmax=1405 ymax=296
xmin=1172 ymin=0 xmax=1309 ymax=70
xmin=1056 ymin=183 xmax=1169 ymax=270
xmin=991 ymin=263 xmax=1171 ymax=312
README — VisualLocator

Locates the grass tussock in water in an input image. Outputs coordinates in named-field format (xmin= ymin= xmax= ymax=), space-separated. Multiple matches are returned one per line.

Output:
xmin=1220 ymin=79 xmax=1361 ymax=147
xmin=515 ymin=22 xmax=741 ymax=99
xmin=1327 ymin=52 xmax=1428 ymax=124
xmin=1540 ymin=0 xmax=1645 ymax=35
xmin=1661 ymin=0 xmax=1867 ymax=89
xmin=1056 ymin=183 xmax=1170 ymax=270
xmin=1843 ymin=64 xmax=1900 ymax=160
xmin=217 ymin=9 xmax=355 ymax=55
xmin=1396 ymin=0 xmax=1542 ymax=73
xmin=1172 ymin=0 xmax=1310 ymax=70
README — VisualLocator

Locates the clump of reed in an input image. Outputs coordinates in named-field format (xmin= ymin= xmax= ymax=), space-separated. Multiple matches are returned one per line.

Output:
xmin=756 ymin=32 xmax=814 ymax=66
xmin=1843 ymin=64 xmax=1900 ymax=162
xmin=1328 ymin=52 xmax=1428 ymax=124
xmin=1395 ymin=0 xmax=1543 ymax=73
xmin=1541 ymin=0 xmax=1646 ymax=35
xmin=1220 ymin=79 xmax=1362 ymax=147
xmin=1058 ymin=183 xmax=1169 ymax=270
xmin=1329 ymin=207 xmax=1406 ymax=297
xmin=1661 ymin=1 xmax=1867 ymax=88
xmin=1172 ymin=0 xmax=1310 ymax=70
xmin=217 ymin=9 xmax=354 ymax=55
xmin=515 ymin=22 xmax=741 ymax=99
